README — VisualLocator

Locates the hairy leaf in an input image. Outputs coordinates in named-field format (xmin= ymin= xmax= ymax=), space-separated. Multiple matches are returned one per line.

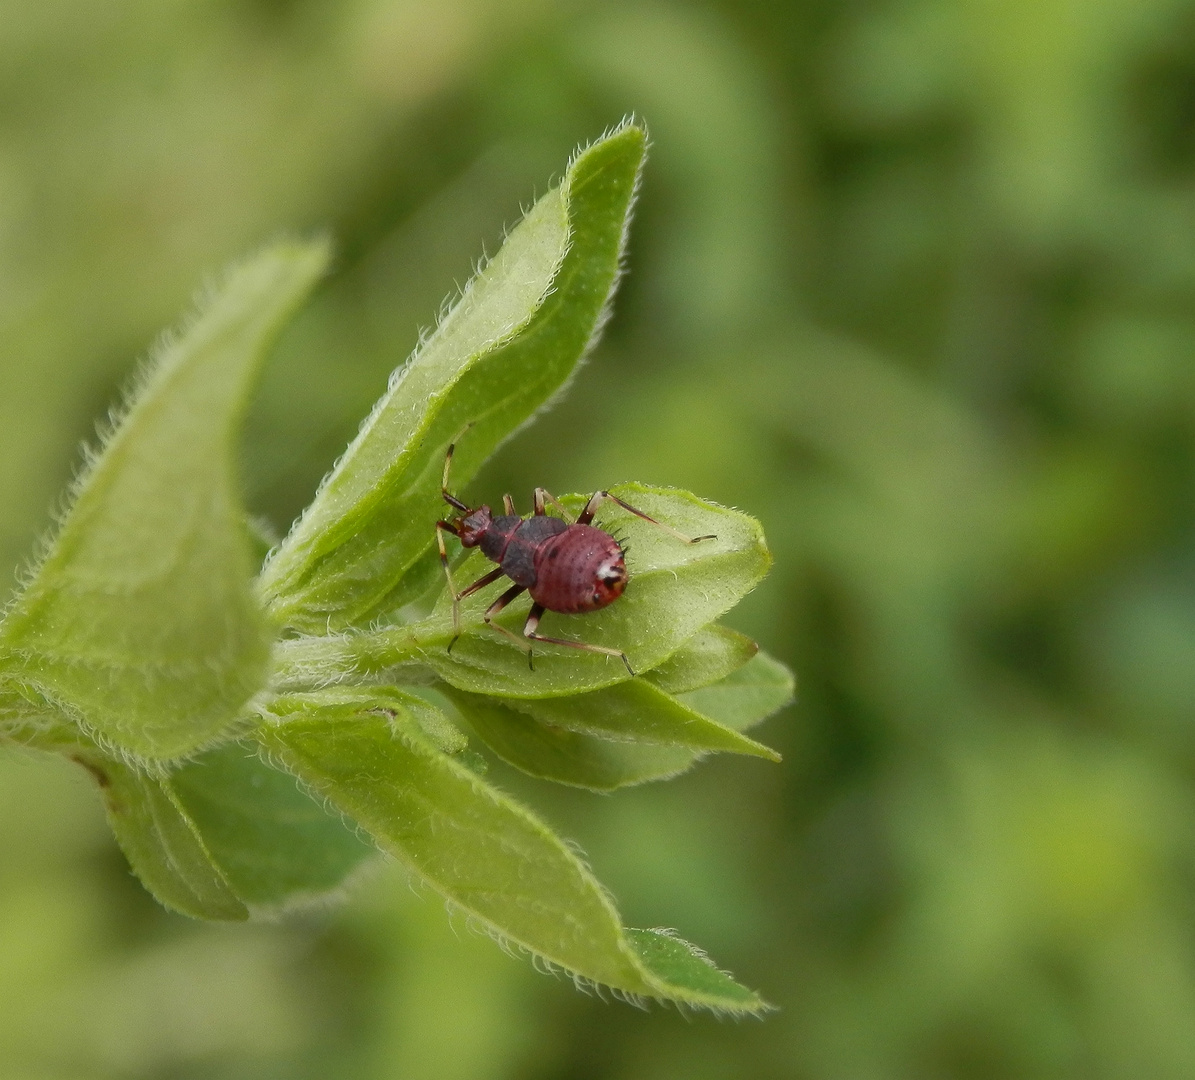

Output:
xmin=448 ymin=650 xmax=792 ymax=790
xmin=261 ymin=689 xmax=647 ymax=984
xmin=80 ymin=753 xmax=248 ymax=921
xmin=676 ymin=650 xmax=795 ymax=731
xmin=398 ymin=690 xmax=471 ymax=756
xmin=260 ymin=124 xmax=646 ymax=632
xmin=260 ymin=688 xmax=766 ymax=1011
xmin=444 ymin=690 xmax=697 ymax=791
xmin=0 ymin=242 xmax=327 ymax=760
xmin=167 ymin=743 xmax=375 ymax=908
xmin=445 ymin=679 xmax=778 ymax=759
xmin=645 ymin=623 xmax=758 ymax=694
xmin=626 ymin=928 xmax=770 ymax=1013
xmin=0 ymin=681 xmax=60 ymax=743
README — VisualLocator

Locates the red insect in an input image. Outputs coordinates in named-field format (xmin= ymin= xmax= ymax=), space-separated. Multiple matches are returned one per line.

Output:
xmin=436 ymin=436 xmax=714 ymax=674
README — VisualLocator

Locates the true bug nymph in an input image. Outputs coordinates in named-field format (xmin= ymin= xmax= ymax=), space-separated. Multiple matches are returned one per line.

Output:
xmin=435 ymin=437 xmax=714 ymax=674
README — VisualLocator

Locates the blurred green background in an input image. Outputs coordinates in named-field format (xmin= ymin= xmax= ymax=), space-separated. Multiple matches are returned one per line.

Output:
xmin=4 ymin=0 xmax=1195 ymax=1076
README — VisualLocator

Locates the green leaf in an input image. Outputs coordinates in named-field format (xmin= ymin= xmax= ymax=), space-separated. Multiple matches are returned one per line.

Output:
xmin=445 ymin=649 xmax=790 ymax=791
xmin=287 ymin=486 xmax=771 ymax=698
xmin=0 ymin=241 xmax=328 ymax=761
xmin=260 ymin=688 xmax=766 ymax=1011
xmin=376 ymin=543 xmax=444 ymax=619
xmin=77 ymin=752 xmax=248 ymax=922
xmin=443 ymin=689 xmax=697 ymax=791
xmin=445 ymin=679 xmax=779 ymax=760
xmin=260 ymin=124 xmax=647 ymax=633
xmin=261 ymin=689 xmax=648 ymax=985
xmin=0 ymin=680 xmax=61 ymax=744
xmin=676 ymin=650 xmax=795 ymax=731
xmin=625 ymin=928 xmax=771 ymax=1013
xmin=166 ymin=742 xmax=376 ymax=908
xmin=645 ymin=623 xmax=759 ymax=694
xmin=393 ymin=687 xmax=471 ymax=756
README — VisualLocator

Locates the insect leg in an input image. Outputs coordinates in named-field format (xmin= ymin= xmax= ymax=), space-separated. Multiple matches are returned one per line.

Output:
xmin=446 ymin=565 xmax=507 ymax=653
xmin=482 ymin=584 xmax=534 ymax=666
xmin=458 ymin=566 xmax=505 ymax=600
xmin=523 ymin=604 xmax=636 ymax=676
xmin=441 ymin=424 xmax=475 ymax=512
xmin=436 ymin=522 xmax=463 ymax=643
xmin=576 ymin=491 xmax=715 ymax=544
xmin=533 ymin=487 xmax=573 ymax=519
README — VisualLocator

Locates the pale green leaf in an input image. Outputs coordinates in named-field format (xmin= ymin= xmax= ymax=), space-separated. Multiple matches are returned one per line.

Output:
xmin=444 ymin=679 xmax=779 ymax=760
xmin=260 ymin=124 xmax=647 ymax=633
xmin=78 ymin=752 xmax=248 ymax=921
xmin=625 ymin=928 xmax=771 ymax=1013
xmin=0 ymin=680 xmax=62 ymax=744
xmin=376 ymin=543 xmax=444 ymax=619
xmin=444 ymin=689 xmax=697 ymax=791
xmin=166 ymin=742 xmax=375 ymax=908
xmin=259 ymin=688 xmax=766 ymax=1010
xmin=282 ymin=486 xmax=771 ymax=697
xmin=260 ymin=688 xmax=649 ymax=988
xmin=676 ymin=650 xmax=795 ymax=731
xmin=645 ymin=623 xmax=759 ymax=694
xmin=396 ymin=687 xmax=471 ymax=755
xmin=445 ymin=648 xmax=790 ymax=791
xmin=0 ymin=241 xmax=328 ymax=761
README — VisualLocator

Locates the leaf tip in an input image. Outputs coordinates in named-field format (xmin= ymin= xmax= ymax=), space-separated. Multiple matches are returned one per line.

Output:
xmin=626 ymin=927 xmax=773 ymax=1015
xmin=564 ymin=118 xmax=649 ymax=196
xmin=729 ymin=727 xmax=782 ymax=762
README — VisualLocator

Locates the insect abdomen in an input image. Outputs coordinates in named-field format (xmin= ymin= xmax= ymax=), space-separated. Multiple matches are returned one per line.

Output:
xmin=530 ymin=524 xmax=627 ymax=614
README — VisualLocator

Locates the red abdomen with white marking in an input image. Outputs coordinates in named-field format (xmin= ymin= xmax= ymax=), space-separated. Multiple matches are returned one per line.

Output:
xmin=530 ymin=524 xmax=628 ymax=614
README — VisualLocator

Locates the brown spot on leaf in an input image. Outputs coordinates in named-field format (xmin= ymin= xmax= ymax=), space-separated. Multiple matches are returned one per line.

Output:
xmin=71 ymin=755 xmax=110 ymax=788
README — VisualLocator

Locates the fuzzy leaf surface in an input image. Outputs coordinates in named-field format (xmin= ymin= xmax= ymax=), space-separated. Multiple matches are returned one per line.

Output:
xmin=0 ymin=242 xmax=327 ymax=760
xmin=645 ymin=623 xmax=759 ymax=694
xmin=447 ymin=649 xmax=791 ymax=790
xmin=445 ymin=690 xmax=696 ymax=791
xmin=259 ymin=688 xmax=765 ymax=1010
xmin=676 ymin=650 xmax=795 ymax=731
xmin=260 ymin=125 xmax=646 ymax=632
xmin=82 ymin=753 xmax=248 ymax=921
xmin=167 ymin=742 xmax=376 ymax=908
xmin=445 ymin=679 xmax=778 ymax=759
xmin=261 ymin=689 xmax=647 ymax=986
xmin=626 ymin=929 xmax=769 ymax=1013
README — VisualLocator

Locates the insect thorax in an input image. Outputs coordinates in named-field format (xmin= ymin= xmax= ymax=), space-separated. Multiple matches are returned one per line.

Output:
xmin=498 ymin=515 xmax=568 ymax=587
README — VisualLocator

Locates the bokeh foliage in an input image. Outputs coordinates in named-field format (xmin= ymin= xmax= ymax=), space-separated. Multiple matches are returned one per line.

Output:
xmin=3 ymin=0 xmax=1195 ymax=1076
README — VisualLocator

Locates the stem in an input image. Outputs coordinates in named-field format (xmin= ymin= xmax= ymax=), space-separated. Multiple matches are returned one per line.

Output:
xmin=272 ymin=625 xmax=431 ymax=690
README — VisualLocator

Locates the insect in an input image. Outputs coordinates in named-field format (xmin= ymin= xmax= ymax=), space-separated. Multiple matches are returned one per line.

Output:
xmin=435 ymin=435 xmax=715 ymax=674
